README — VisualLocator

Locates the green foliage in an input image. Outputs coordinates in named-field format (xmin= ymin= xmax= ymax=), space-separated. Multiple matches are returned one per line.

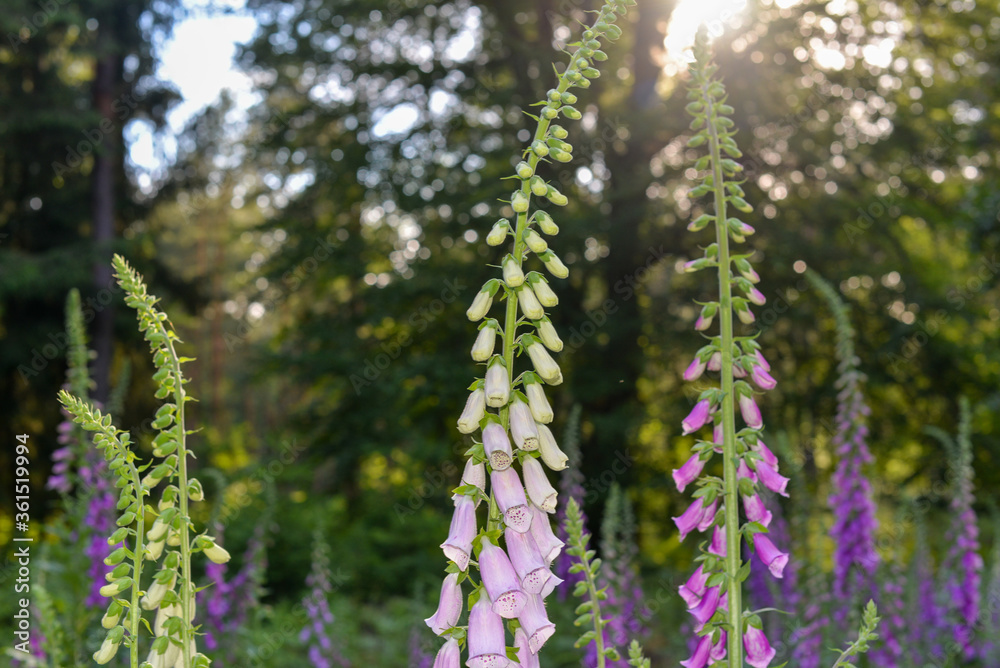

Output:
xmin=627 ymin=639 xmax=651 ymax=668
xmin=829 ymin=600 xmax=880 ymax=668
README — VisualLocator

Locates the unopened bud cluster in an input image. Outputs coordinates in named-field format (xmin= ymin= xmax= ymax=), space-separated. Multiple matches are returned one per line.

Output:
xmin=59 ymin=256 xmax=224 ymax=668
xmin=428 ymin=2 xmax=635 ymax=666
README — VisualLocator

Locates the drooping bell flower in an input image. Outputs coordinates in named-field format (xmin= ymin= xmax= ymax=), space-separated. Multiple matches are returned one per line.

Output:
xmin=673 ymin=498 xmax=710 ymax=541
xmin=738 ymin=394 xmax=763 ymax=429
xmin=679 ymin=565 xmax=710 ymax=608
xmin=441 ymin=495 xmax=477 ymax=570
xmin=742 ymin=493 xmax=773 ymax=528
xmin=682 ymin=398 xmax=712 ymax=435
xmin=684 ymin=356 xmax=707 ymax=381
xmin=509 ymin=398 xmax=540 ymax=451
xmin=673 ymin=453 xmax=706 ymax=493
xmin=457 ymin=388 xmax=486 ymax=435
xmin=491 ymin=467 xmax=532 ymax=533
xmin=485 ymin=360 xmax=511 ymax=408
xmin=522 ymin=456 xmax=557 ymax=513
xmin=483 ymin=423 xmax=513 ymax=471
xmin=466 ymin=596 xmax=511 ymax=668
xmin=536 ymin=423 xmax=568 ymax=471
xmin=750 ymin=364 xmax=777 ymax=390
xmin=681 ymin=633 xmax=713 ymax=668
xmin=432 ymin=638 xmax=460 ymax=668
xmin=479 ymin=539 xmax=527 ymax=618
xmin=707 ymin=352 xmax=721 ymax=372
xmin=691 ymin=585 xmax=722 ymax=627
xmin=528 ymin=504 xmax=563 ymax=564
xmin=525 ymin=338 xmax=563 ymax=385
xmin=710 ymin=631 xmax=727 ymax=662
xmin=744 ymin=624 xmax=777 ymax=668
xmin=517 ymin=592 xmax=556 ymax=653
xmin=524 ymin=378 xmax=554 ymax=424
xmin=505 ymin=528 xmax=551 ymax=595
xmin=471 ymin=321 xmax=498 ymax=362
xmin=708 ymin=526 xmax=726 ymax=558
xmin=514 ymin=627 xmax=540 ymax=668
xmin=752 ymin=439 xmax=779 ymax=469
xmin=737 ymin=459 xmax=758 ymax=484
xmin=753 ymin=534 xmax=788 ymax=579
xmin=755 ymin=460 xmax=789 ymax=497
xmin=696 ymin=499 xmax=718 ymax=533
xmin=425 ymin=573 xmax=463 ymax=635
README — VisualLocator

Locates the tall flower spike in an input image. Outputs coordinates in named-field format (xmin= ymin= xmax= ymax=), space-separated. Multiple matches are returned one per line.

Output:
xmin=432 ymin=4 xmax=634 ymax=666
xmin=673 ymin=31 xmax=789 ymax=667
xmin=806 ymin=269 xmax=879 ymax=617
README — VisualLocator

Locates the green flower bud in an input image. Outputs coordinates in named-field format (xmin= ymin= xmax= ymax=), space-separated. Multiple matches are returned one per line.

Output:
xmin=560 ymin=105 xmax=582 ymax=120
xmin=524 ymin=230 xmax=548 ymax=254
xmin=101 ymin=601 xmax=123 ymax=629
xmin=549 ymin=148 xmax=573 ymax=163
xmin=549 ymin=124 xmax=568 ymax=139
xmin=516 ymin=162 xmax=534 ymax=180
xmin=108 ymin=527 xmax=129 ymax=545
xmin=592 ymin=49 xmax=608 ymax=61
xmin=203 ymin=542 xmax=231 ymax=565
xmin=545 ymin=185 xmax=568 ymax=206
xmin=105 ymin=547 xmax=127 ymax=566
xmin=110 ymin=563 xmax=131 ymax=579
xmin=487 ymin=219 xmax=510 ymax=246
xmin=561 ymin=91 xmax=578 ymax=104
xmin=534 ymin=211 xmax=559 ymax=236
xmin=511 ymin=189 xmax=529 ymax=213
xmin=187 ymin=478 xmax=204 ymax=502
xmin=542 ymin=106 xmax=559 ymax=120
xmin=583 ymin=67 xmax=601 ymax=78
xmin=531 ymin=140 xmax=549 ymax=158
xmin=529 ymin=176 xmax=548 ymax=197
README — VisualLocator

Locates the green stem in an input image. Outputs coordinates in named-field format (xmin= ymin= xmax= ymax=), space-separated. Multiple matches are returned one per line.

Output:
xmin=168 ymin=340 xmax=192 ymax=668
xmin=705 ymin=82 xmax=743 ymax=666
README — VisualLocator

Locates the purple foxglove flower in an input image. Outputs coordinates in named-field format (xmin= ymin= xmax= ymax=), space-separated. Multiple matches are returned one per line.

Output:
xmin=754 ymin=349 xmax=770 ymax=371
xmin=737 ymin=459 xmax=758 ymax=483
xmin=505 ymin=528 xmax=551 ymax=595
xmin=750 ymin=364 xmax=777 ymax=390
xmin=742 ymin=493 xmax=773 ymax=528
xmin=673 ymin=498 xmax=709 ymax=541
xmin=739 ymin=393 xmax=763 ymax=429
xmin=528 ymin=504 xmax=563 ymax=564
xmin=483 ymin=423 xmax=513 ymax=471
xmin=694 ymin=313 xmax=713 ymax=331
xmin=680 ymin=566 xmax=710 ymax=608
xmin=733 ymin=362 xmax=747 ymax=378
xmin=432 ymin=638 xmax=460 ymax=668
xmin=713 ymin=421 xmax=724 ymax=451
xmin=684 ymin=356 xmax=707 ymax=381
xmin=538 ymin=570 xmax=562 ymax=600
xmin=708 ymin=526 xmax=726 ymax=557
xmin=517 ymin=592 xmax=555 ymax=654
xmin=491 ymin=467 xmax=532 ymax=534
xmin=522 ymin=456 xmax=557 ymax=513
xmin=696 ymin=499 xmax=718 ymax=533
xmin=425 ymin=573 xmax=463 ymax=635
xmin=752 ymin=439 xmax=779 ymax=469
xmin=441 ymin=495 xmax=477 ymax=570
xmin=755 ymin=460 xmax=789 ymax=497
xmin=524 ymin=381 xmax=553 ymax=424
xmin=467 ymin=596 xmax=511 ymax=668
xmin=682 ymin=399 xmax=712 ymax=435
xmin=509 ymin=398 xmax=540 ymax=451
xmin=514 ymin=628 xmax=539 ymax=668
xmin=536 ymin=423 xmax=568 ymax=470
xmin=736 ymin=304 xmax=756 ymax=324
xmin=681 ymin=634 xmax=713 ymax=668
xmin=691 ymin=585 xmax=722 ymax=626
xmin=485 ymin=362 xmax=510 ymax=408
xmin=707 ymin=352 xmax=722 ymax=371
xmin=753 ymin=534 xmax=788 ymax=578
xmin=745 ymin=625 xmax=777 ymax=668
xmin=710 ymin=632 xmax=727 ymax=661
xmin=480 ymin=539 xmax=527 ymax=618
xmin=673 ymin=453 xmax=706 ymax=493
xmin=453 ymin=458 xmax=487 ymax=505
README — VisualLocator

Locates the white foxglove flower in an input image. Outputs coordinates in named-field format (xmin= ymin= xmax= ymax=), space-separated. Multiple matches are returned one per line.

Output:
xmin=535 ymin=317 xmax=563 ymax=352
xmin=534 ymin=211 xmax=559 ymax=236
xmin=524 ymin=378 xmax=553 ymax=424
xmin=141 ymin=571 xmax=176 ymax=610
xmin=524 ymin=230 xmax=548 ymax=254
xmin=470 ymin=321 xmax=498 ymax=362
xmin=539 ymin=250 xmax=569 ymax=279
xmin=517 ymin=286 xmax=545 ymax=320
xmin=503 ymin=255 xmax=525 ymax=287
xmin=509 ymin=397 xmax=539 ymax=450
xmin=483 ymin=422 xmax=514 ymax=471
xmin=484 ymin=360 xmax=510 ymax=408
xmin=528 ymin=274 xmax=558 ymax=307
xmin=536 ymin=423 xmax=568 ymax=471
xmin=467 ymin=280 xmax=499 ymax=321
xmin=487 ymin=219 xmax=510 ymax=246
xmin=93 ymin=628 xmax=123 ymax=665
xmin=457 ymin=387 xmax=486 ymax=434
xmin=524 ymin=339 xmax=562 ymax=385
xmin=522 ymin=456 xmax=557 ymax=512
